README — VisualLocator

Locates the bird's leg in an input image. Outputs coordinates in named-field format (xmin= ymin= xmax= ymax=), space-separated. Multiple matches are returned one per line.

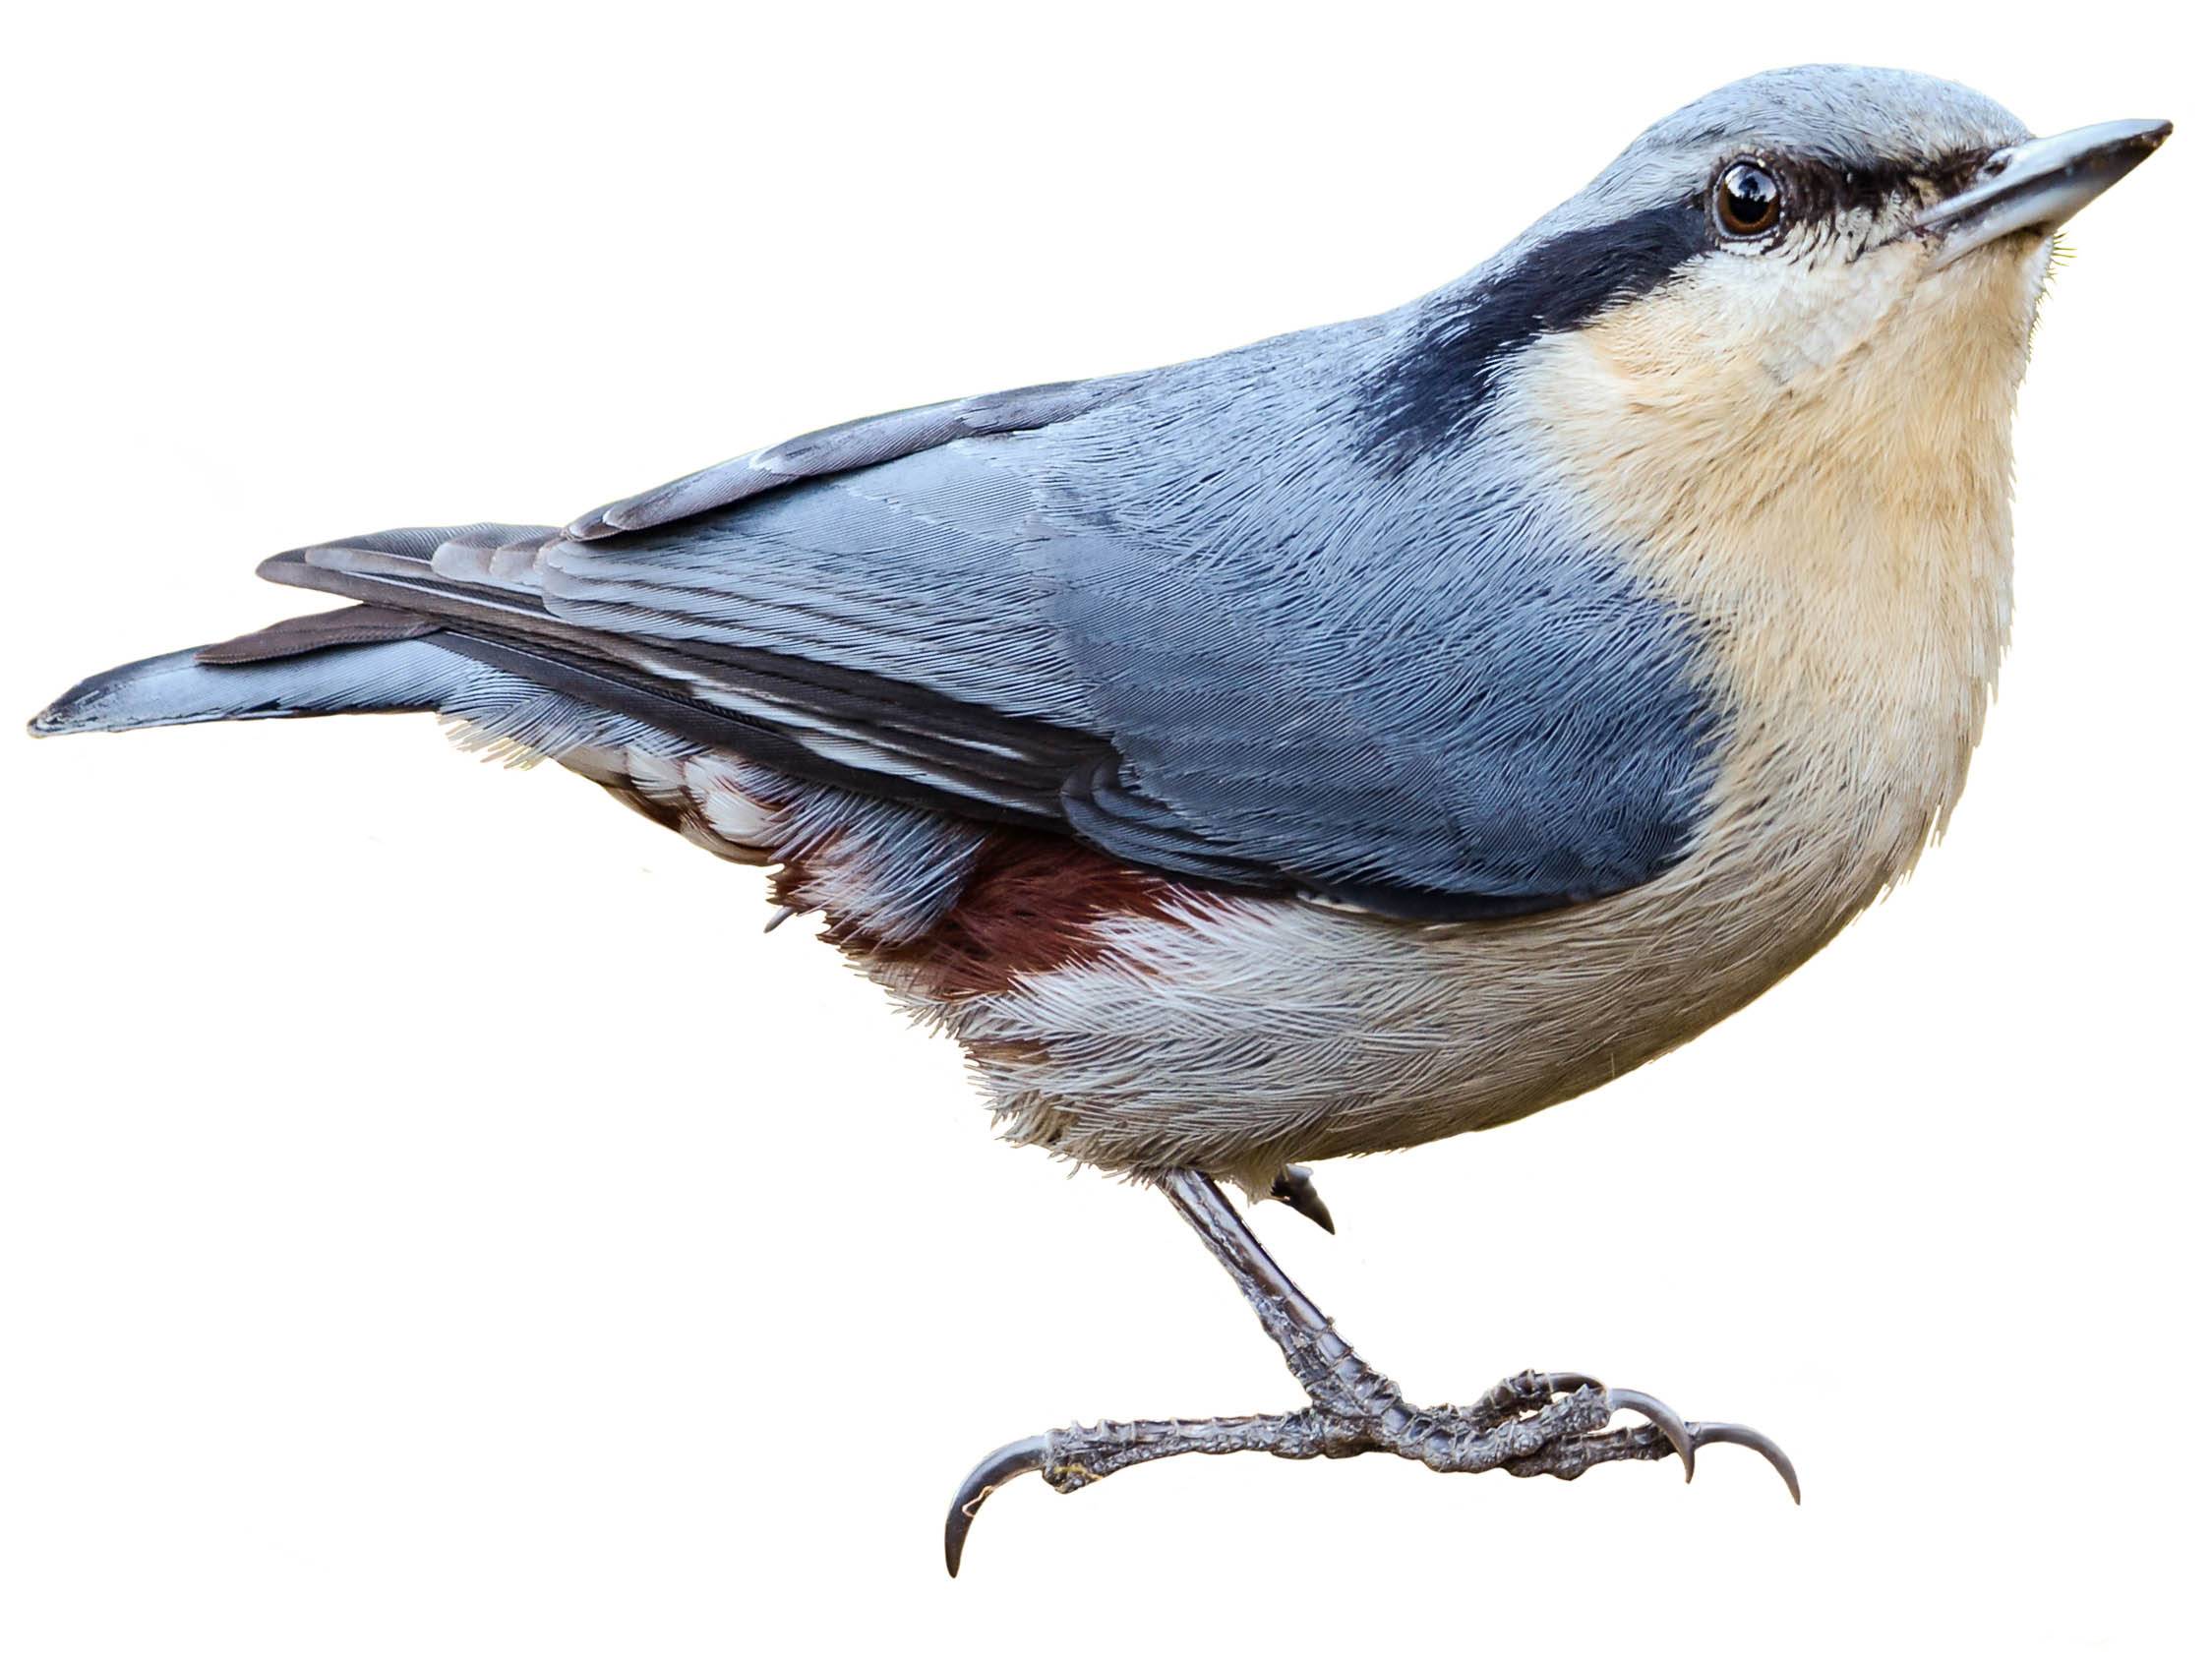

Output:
xmin=1156 ymin=1167 xmax=1396 ymax=1419
xmin=944 ymin=1168 xmax=1796 ymax=1574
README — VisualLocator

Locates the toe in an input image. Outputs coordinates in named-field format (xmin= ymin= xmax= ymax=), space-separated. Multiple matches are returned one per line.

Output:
xmin=1604 ymin=1388 xmax=1696 ymax=1480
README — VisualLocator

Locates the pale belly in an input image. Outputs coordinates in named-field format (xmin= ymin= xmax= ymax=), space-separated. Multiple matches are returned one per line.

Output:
xmin=890 ymin=791 xmax=1916 ymax=1195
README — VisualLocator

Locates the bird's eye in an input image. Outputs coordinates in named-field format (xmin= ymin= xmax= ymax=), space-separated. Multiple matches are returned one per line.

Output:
xmin=1713 ymin=160 xmax=1783 ymax=238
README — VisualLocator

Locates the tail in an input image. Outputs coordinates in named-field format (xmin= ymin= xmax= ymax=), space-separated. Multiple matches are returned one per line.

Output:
xmin=30 ymin=563 xmax=997 ymax=945
xmin=29 ymin=607 xmax=470 ymax=738
xmin=28 ymin=600 xmax=687 ymax=775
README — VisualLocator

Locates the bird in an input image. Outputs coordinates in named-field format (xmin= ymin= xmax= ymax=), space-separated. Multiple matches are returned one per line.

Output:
xmin=30 ymin=64 xmax=2169 ymax=1574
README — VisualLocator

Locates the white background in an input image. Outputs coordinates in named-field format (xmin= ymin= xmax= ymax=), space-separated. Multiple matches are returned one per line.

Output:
xmin=4 ymin=5 xmax=2205 ymax=1654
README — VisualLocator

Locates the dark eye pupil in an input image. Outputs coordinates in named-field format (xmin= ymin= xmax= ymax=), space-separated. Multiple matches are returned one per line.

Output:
xmin=1717 ymin=161 xmax=1781 ymax=235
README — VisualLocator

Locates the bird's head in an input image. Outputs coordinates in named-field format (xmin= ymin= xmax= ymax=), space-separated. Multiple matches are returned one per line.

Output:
xmin=1374 ymin=66 xmax=2169 ymax=490
xmin=1545 ymin=64 xmax=2165 ymax=413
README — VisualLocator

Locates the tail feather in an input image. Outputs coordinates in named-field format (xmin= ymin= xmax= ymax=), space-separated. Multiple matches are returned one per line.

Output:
xmin=28 ymin=599 xmax=994 ymax=945
xmin=30 ymin=603 xmax=699 ymax=777
xmin=30 ymin=630 xmax=473 ymax=739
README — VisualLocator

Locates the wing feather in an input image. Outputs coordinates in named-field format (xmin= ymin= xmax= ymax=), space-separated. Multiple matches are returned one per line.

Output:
xmin=259 ymin=322 xmax=1722 ymax=920
xmin=564 ymin=378 xmax=1130 ymax=540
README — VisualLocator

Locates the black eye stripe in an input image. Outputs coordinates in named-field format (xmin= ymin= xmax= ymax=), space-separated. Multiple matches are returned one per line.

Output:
xmin=1355 ymin=200 xmax=1712 ymax=469
xmin=1353 ymin=143 xmax=1998 ymax=467
xmin=1712 ymin=148 xmax=1994 ymax=234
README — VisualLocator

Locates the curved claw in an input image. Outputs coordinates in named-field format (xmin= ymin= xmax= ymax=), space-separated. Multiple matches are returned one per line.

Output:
xmin=1688 ymin=1420 xmax=1802 ymax=1505
xmin=1605 ymin=1388 xmax=1696 ymax=1481
xmin=1269 ymin=1165 xmax=1337 ymax=1234
xmin=943 ymin=1434 xmax=1050 ymax=1576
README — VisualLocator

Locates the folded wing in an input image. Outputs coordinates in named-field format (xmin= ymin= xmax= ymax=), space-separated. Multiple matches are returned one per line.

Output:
xmin=267 ymin=329 xmax=1721 ymax=919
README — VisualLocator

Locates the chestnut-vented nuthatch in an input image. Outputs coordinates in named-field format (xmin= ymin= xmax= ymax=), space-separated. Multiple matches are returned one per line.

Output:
xmin=30 ymin=63 xmax=2171 ymax=1571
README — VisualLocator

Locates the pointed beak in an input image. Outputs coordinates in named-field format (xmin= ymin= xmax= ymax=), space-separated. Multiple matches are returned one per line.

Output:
xmin=1916 ymin=118 xmax=2172 ymax=268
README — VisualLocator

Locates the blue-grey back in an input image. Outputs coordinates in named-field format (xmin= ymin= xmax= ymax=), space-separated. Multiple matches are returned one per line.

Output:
xmin=534 ymin=310 xmax=1723 ymax=917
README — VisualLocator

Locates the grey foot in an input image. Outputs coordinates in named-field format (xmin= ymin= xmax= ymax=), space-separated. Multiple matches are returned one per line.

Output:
xmin=945 ymin=1369 xmax=1797 ymax=1573
xmin=944 ymin=1171 xmax=1798 ymax=1576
